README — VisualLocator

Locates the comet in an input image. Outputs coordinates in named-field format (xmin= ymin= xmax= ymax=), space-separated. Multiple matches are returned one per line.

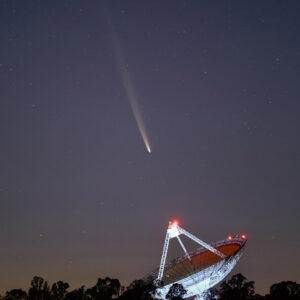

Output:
xmin=109 ymin=22 xmax=151 ymax=153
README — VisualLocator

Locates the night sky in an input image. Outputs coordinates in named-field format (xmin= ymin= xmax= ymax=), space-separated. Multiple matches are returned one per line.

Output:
xmin=1 ymin=0 xmax=300 ymax=295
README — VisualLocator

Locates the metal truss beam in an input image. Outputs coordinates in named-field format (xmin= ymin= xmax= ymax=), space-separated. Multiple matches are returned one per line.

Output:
xmin=157 ymin=232 xmax=170 ymax=281
xmin=179 ymin=227 xmax=225 ymax=259
xmin=176 ymin=236 xmax=191 ymax=260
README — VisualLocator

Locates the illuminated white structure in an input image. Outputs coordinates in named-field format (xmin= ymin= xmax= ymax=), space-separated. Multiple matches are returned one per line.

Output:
xmin=154 ymin=221 xmax=247 ymax=300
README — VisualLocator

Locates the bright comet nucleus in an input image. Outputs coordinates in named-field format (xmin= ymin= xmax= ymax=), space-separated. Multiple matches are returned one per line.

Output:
xmin=146 ymin=144 xmax=151 ymax=153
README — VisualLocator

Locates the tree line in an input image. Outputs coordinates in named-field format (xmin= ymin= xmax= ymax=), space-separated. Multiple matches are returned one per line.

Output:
xmin=1 ymin=273 xmax=299 ymax=300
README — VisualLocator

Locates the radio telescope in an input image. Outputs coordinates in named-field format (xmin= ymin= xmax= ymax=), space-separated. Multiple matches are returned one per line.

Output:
xmin=151 ymin=220 xmax=247 ymax=300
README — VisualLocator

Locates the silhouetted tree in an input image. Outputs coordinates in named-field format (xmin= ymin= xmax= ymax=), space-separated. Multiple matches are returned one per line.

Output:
xmin=205 ymin=287 xmax=218 ymax=300
xmin=85 ymin=277 xmax=121 ymax=300
xmin=65 ymin=287 xmax=88 ymax=300
xmin=266 ymin=281 xmax=300 ymax=300
xmin=28 ymin=276 xmax=51 ymax=300
xmin=4 ymin=289 xmax=27 ymax=300
xmin=119 ymin=279 xmax=157 ymax=300
xmin=51 ymin=281 xmax=69 ymax=300
xmin=166 ymin=283 xmax=186 ymax=300
xmin=218 ymin=273 xmax=255 ymax=300
xmin=4 ymin=273 xmax=300 ymax=300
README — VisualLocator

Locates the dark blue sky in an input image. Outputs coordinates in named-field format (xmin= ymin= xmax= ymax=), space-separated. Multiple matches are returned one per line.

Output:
xmin=0 ymin=0 xmax=299 ymax=295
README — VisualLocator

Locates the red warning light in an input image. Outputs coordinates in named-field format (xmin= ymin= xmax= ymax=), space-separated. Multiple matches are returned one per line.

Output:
xmin=241 ymin=234 xmax=246 ymax=239
xmin=172 ymin=220 xmax=179 ymax=226
xmin=228 ymin=236 xmax=233 ymax=240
